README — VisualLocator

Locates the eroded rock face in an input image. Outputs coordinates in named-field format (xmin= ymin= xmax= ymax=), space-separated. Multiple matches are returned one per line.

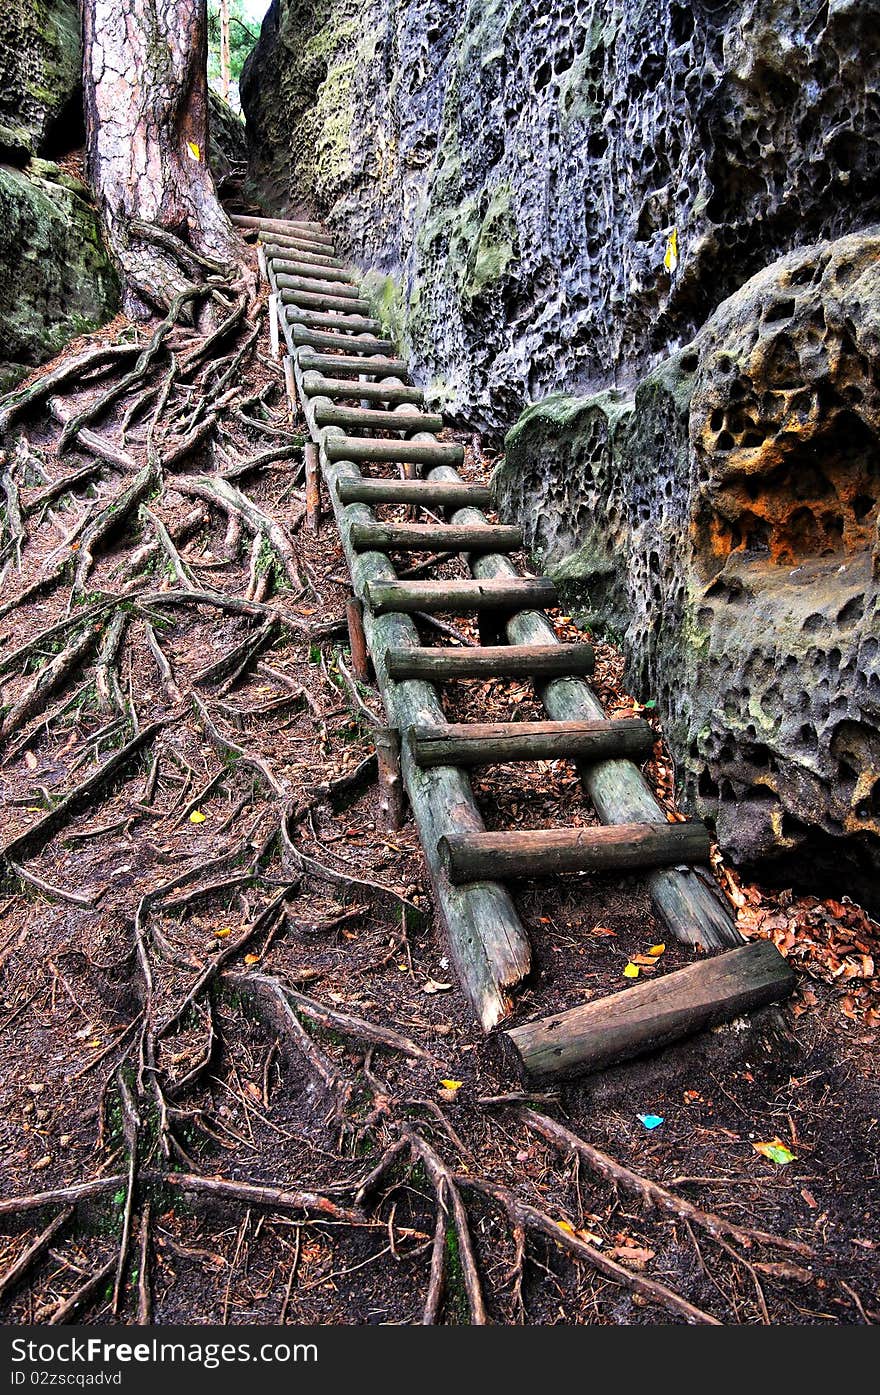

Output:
xmin=496 ymin=230 xmax=880 ymax=910
xmin=241 ymin=0 xmax=880 ymax=431
xmin=0 ymin=163 xmax=118 ymax=392
xmin=0 ymin=0 xmax=81 ymax=159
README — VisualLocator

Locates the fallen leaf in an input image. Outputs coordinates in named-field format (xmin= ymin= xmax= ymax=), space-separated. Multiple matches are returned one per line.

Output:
xmin=754 ymin=1260 xmax=813 ymax=1283
xmin=243 ymin=953 xmax=261 ymax=965
xmin=422 ymin=978 xmax=452 ymax=995
xmin=214 ymin=928 xmax=232 ymax=939
xmin=607 ymin=1244 xmax=655 ymax=1269
xmin=800 ymin=1188 xmax=818 ymax=1208
xmin=24 ymin=751 xmax=38 ymax=770
xmin=189 ymin=810 xmax=207 ymax=824
xmin=648 ymin=943 xmax=665 ymax=956
xmin=623 ymin=962 xmax=640 ymax=979
xmin=754 ymin=1139 xmax=796 ymax=1165
xmin=439 ymin=1079 xmax=463 ymax=1092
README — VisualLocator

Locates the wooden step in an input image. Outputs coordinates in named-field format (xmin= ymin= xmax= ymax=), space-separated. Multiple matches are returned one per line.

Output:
xmin=277 ymin=283 xmax=370 ymax=314
xmin=284 ymin=306 xmax=383 ymax=335
xmin=292 ymin=325 xmax=397 ymax=355
xmin=263 ymin=240 xmax=345 ymax=269
xmin=439 ymin=820 xmax=711 ymax=885
xmin=385 ymin=643 xmax=595 ymax=681
xmin=303 ymin=375 xmax=424 ymax=406
xmin=267 ymin=260 xmax=357 ymax=287
xmin=365 ymin=576 xmax=557 ymax=616
xmin=231 ymin=212 xmax=328 ymax=239
xmin=349 ymin=522 xmax=522 ymax=554
xmin=325 ymin=436 xmax=464 ymax=466
xmin=337 ymin=478 xmax=490 ymax=507
xmin=296 ymin=351 xmax=410 ymax=380
xmin=265 ymin=232 xmax=336 ymax=256
xmin=314 ymin=403 xmax=444 ymax=433
xmin=408 ymin=718 xmax=654 ymax=767
xmin=505 ymin=940 xmax=795 ymax=1080
xmin=271 ymin=271 xmax=361 ymax=297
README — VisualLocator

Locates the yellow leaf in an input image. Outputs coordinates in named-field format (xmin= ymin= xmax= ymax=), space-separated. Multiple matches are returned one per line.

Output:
xmin=663 ymin=228 xmax=679 ymax=274
xmin=244 ymin=953 xmax=260 ymax=965
xmin=623 ymin=962 xmax=640 ymax=979
xmin=754 ymin=1139 xmax=796 ymax=1165
xmin=186 ymin=141 xmax=201 ymax=162
xmin=648 ymin=943 xmax=666 ymax=956
xmin=189 ymin=810 xmax=207 ymax=823
xmin=556 ymin=1219 xmax=576 ymax=1235
xmin=439 ymin=1079 xmax=463 ymax=1092
xmin=214 ymin=927 xmax=232 ymax=939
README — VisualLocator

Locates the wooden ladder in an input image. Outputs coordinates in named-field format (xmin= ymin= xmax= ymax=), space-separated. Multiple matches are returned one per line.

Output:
xmin=235 ymin=211 xmax=794 ymax=1079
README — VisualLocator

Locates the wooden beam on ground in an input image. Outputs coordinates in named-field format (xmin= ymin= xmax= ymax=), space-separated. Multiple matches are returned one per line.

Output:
xmin=439 ymin=820 xmax=711 ymax=885
xmin=346 ymin=596 xmax=370 ymax=682
xmin=504 ymin=940 xmax=795 ymax=1079
xmin=285 ymin=306 xmax=383 ymax=335
xmin=365 ymin=577 xmax=557 ymax=616
xmin=408 ymin=718 xmax=654 ymax=767
xmin=375 ymin=727 xmax=406 ymax=831
xmin=385 ymin=643 xmax=595 ymax=681
xmin=305 ymin=443 xmax=320 ymax=534
xmin=266 ymin=260 xmax=357 ymax=286
xmin=262 ymin=239 xmax=345 ymax=268
xmin=292 ymin=325 xmax=397 ymax=355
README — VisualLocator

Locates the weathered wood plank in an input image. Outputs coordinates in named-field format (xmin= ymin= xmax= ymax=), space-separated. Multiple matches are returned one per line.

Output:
xmin=262 ymin=239 xmax=345 ymax=268
xmin=303 ymin=375 xmax=424 ymax=406
xmin=326 ymin=436 xmax=464 ymax=466
xmin=439 ymin=820 xmax=711 ymax=884
xmin=314 ymin=403 xmax=445 ymax=434
xmin=505 ymin=940 xmax=795 ymax=1079
xmin=365 ymin=576 xmax=557 ymax=616
xmin=265 ymin=261 xmax=358 ymax=288
xmin=277 ymin=284 xmax=371 ymax=315
xmin=230 ymin=212 xmax=328 ymax=238
xmin=350 ymin=522 xmax=522 ymax=554
xmin=409 ymin=717 xmax=654 ymax=767
xmin=297 ymin=352 xmax=410 ymax=380
xmin=285 ymin=305 xmax=383 ymax=335
xmin=292 ymin=325 xmax=397 ymax=354
xmin=337 ymin=478 xmax=488 ymax=507
xmin=385 ymin=643 xmax=595 ymax=681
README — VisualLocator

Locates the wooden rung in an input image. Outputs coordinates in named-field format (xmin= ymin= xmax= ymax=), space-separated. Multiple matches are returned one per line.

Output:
xmin=231 ymin=212 xmax=329 ymax=239
xmin=292 ymin=325 xmax=397 ymax=354
xmin=277 ymin=284 xmax=371 ymax=314
xmin=284 ymin=306 xmax=383 ymax=335
xmin=303 ymin=375 xmax=424 ymax=406
xmin=439 ymin=820 xmax=711 ymax=885
xmin=365 ymin=576 xmax=557 ymax=616
xmin=349 ymin=522 xmax=522 ymax=554
xmin=266 ymin=260 xmax=357 ymax=287
xmin=337 ymin=478 xmax=490 ymax=507
xmin=271 ymin=272 xmax=360 ymax=298
xmin=265 ymin=232 xmax=335 ymax=256
xmin=263 ymin=240 xmax=345 ymax=268
xmin=386 ymin=643 xmax=594 ymax=681
xmin=314 ymin=403 xmax=444 ymax=433
xmin=408 ymin=718 xmax=654 ymax=767
xmin=505 ymin=940 xmax=795 ymax=1079
xmin=296 ymin=352 xmax=410 ymax=380
xmin=325 ymin=437 xmax=464 ymax=466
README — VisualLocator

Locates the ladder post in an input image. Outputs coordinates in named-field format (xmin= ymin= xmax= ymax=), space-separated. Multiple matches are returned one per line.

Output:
xmin=375 ymin=726 xmax=406 ymax=832
xmin=305 ymin=442 xmax=321 ymax=534
xmin=346 ymin=596 xmax=371 ymax=683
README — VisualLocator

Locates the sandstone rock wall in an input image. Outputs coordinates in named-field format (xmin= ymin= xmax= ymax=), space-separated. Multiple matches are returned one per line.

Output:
xmin=496 ymin=229 xmax=880 ymax=910
xmin=241 ymin=0 xmax=880 ymax=432
xmin=0 ymin=0 xmax=81 ymax=159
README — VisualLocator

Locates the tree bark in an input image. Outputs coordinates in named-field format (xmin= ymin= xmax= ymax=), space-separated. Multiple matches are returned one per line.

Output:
xmin=82 ymin=0 xmax=245 ymax=312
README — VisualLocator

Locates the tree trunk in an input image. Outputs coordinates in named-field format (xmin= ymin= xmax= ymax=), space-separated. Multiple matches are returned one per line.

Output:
xmin=220 ymin=0 xmax=231 ymax=101
xmin=82 ymin=0 xmax=245 ymax=313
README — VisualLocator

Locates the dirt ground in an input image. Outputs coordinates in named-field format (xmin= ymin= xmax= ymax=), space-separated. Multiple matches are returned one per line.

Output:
xmin=0 ymin=267 xmax=878 ymax=1327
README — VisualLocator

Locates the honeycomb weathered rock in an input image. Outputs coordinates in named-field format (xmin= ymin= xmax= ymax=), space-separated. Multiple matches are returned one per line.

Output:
xmin=496 ymin=229 xmax=880 ymax=910
xmin=241 ymin=0 xmax=880 ymax=433
xmin=0 ymin=0 xmax=81 ymax=159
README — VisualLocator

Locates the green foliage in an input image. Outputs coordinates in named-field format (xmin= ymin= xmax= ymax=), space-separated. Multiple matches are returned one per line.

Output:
xmin=207 ymin=0 xmax=259 ymax=93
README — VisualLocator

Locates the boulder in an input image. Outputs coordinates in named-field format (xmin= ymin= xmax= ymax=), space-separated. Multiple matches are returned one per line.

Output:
xmin=496 ymin=230 xmax=880 ymax=911
xmin=0 ymin=162 xmax=118 ymax=392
